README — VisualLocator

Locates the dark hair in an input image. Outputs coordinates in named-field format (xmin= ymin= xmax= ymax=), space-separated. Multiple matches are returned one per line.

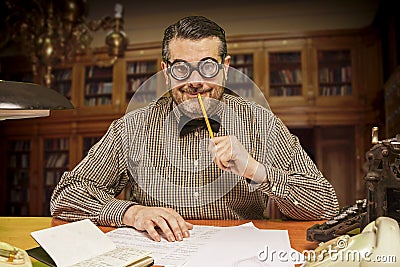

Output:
xmin=162 ymin=16 xmax=227 ymax=62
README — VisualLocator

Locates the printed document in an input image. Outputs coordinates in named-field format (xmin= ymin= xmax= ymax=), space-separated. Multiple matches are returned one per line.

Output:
xmin=107 ymin=222 xmax=303 ymax=267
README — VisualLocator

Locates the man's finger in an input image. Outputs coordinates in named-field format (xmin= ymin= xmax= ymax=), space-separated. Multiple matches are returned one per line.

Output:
xmin=153 ymin=216 xmax=176 ymax=242
xmin=143 ymin=220 xmax=161 ymax=242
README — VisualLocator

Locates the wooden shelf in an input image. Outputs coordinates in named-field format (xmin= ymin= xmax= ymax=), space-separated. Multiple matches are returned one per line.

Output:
xmin=6 ymin=140 xmax=31 ymax=216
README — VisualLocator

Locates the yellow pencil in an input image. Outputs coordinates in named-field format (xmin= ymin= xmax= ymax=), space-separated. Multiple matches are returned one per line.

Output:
xmin=197 ymin=93 xmax=214 ymax=138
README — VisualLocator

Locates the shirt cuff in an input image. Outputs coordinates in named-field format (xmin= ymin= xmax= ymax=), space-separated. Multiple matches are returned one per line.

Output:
xmin=258 ymin=164 xmax=289 ymax=198
xmin=98 ymin=198 xmax=134 ymax=227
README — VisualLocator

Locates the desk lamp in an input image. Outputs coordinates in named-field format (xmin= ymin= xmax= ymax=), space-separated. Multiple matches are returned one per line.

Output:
xmin=0 ymin=80 xmax=74 ymax=120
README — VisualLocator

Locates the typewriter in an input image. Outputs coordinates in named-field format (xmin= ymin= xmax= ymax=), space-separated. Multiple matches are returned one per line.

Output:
xmin=307 ymin=128 xmax=400 ymax=242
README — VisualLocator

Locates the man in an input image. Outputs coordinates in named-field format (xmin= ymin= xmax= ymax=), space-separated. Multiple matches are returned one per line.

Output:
xmin=51 ymin=15 xmax=339 ymax=243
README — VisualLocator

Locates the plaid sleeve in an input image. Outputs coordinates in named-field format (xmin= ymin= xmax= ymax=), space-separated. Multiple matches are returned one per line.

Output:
xmin=50 ymin=117 xmax=136 ymax=226
xmin=257 ymin=115 xmax=339 ymax=220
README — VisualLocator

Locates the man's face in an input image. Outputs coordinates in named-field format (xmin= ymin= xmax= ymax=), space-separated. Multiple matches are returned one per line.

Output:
xmin=162 ymin=37 xmax=230 ymax=118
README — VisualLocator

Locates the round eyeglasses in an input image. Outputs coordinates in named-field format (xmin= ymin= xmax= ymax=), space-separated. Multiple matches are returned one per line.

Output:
xmin=167 ymin=58 xmax=223 ymax=81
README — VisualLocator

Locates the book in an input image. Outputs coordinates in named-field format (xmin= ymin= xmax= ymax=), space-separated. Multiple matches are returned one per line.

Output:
xmin=28 ymin=219 xmax=153 ymax=267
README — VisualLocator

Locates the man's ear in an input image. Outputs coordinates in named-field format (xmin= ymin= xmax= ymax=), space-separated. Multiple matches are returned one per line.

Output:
xmin=223 ymin=55 xmax=231 ymax=66
xmin=161 ymin=61 xmax=169 ymax=85
xmin=161 ymin=60 xmax=167 ymax=70
xmin=223 ymin=55 xmax=231 ymax=77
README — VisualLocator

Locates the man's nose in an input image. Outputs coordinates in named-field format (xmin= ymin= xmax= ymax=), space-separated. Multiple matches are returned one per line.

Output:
xmin=188 ymin=70 xmax=204 ymax=87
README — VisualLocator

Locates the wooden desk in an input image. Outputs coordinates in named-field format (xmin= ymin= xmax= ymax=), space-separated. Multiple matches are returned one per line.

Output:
xmin=51 ymin=217 xmax=321 ymax=252
xmin=0 ymin=217 xmax=52 ymax=250
xmin=0 ymin=216 xmax=322 ymax=267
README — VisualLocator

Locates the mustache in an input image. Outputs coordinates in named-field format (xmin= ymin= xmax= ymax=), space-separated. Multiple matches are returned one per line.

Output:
xmin=179 ymin=86 xmax=210 ymax=94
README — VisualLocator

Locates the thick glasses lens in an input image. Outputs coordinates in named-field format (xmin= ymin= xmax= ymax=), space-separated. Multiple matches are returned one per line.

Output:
xmin=169 ymin=59 xmax=221 ymax=81
xmin=171 ymin=62 xmax=191 ymax=80
xmin=199 ymin=60 xmax=219 ymax=78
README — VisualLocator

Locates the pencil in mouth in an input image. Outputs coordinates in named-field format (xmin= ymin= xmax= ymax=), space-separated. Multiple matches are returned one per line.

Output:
xmin=197 ymin=93 xmax=214 ymax=138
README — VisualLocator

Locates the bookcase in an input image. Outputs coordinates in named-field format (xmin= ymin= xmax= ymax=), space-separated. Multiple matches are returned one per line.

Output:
xmin=42 ymin=137 xmax=70 ymax=216
xmin=310 ymin=36 xmax=360 ymax=107
xmin=84 ymin=65 xmax=114 ymax=107
xmin=317 ymin=50 xmax=352 ymax=97
xmin=227 ymin=53 xmax=255 ymax=99
xmin=264 ymin=39 xmax=309 ymax=107
xmin=227 ymin=41 xmax=264 ymax=103
xmin=6 ymin=139 xmax=31 ymax=215
xmin=268 ymin=51 xmax=303 ymax=97
xmin=126 ymin=60 xmax=158 ymax=104
xmin=82 ymin=136 xmax=102 ymax=159
xmin=52 ymin=67 xmax=73 ymax=100
xmin=0 ymin=29 xmax=384 ymax=215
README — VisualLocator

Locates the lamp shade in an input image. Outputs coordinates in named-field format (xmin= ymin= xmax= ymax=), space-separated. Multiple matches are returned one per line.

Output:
xmin=0 ymin=80 xmax=74 ymax=120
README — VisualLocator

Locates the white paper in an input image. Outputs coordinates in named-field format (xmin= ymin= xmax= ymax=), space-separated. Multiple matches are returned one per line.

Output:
xmin=107 ymin=225 xmax=220 ymax=266
xmin=107 ymin=222 xmax=300 ymax=267
xmin=69 ymin=247 xmax=152 ymax=267
xmin=30 ymin=219 xmax=151 ymax=267
xmin=184 ymin=225 xmax=293 ymax=267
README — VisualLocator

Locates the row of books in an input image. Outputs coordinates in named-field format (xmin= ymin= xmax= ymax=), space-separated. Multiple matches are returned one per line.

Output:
xmin=319 ymin=85 xmax=352 ymax=96
xmin=44 ymin=138 xmax=69 ymax=151
xmin=319 ymin=66 xmax=352 ymax=83
xmin=231 ymin=88 xmax=254 ymax=98
xmin=127 ymin=77 xmax=151 ymax=92
xmin=85 ymin=96 xmax=112 ymax=106
xmin=126 ymin=75 xmax=159 ymax=97
xmin=7 ymin=170 xmax=30 ymax=186
xmin=86 ymin=66 xmax=113 ymax=79
xmin=230 ymin=66 xmax=253 ymax=80
xmin=126 ymin=91 xmax=157 ymax=103
xmin=9 ymin=140 xmax=30 ymax=151
xmin=53 ymin=69 xmax=72 ymax=81
xmin=45 ymin=170 xmax=64 ymax=186
xmin=127 ymin=61 xmax=157 ymax=74
xmin=8 ymin=204 xmax=29 ymax=216
xmin=270 ymin=69 xmax=302 ymax=84
xmin=8 ymin=154 xmax=30 ymax=168
xmin=53 ymin=83 xmax=71 ymax=98
xmin=270 ymin=86 xmax=302 ymax=97
xmin=85 ymin=82 xmax=113 ymax=94
xmin=269 ymin=52 xmax=301 ymax=63
xmin=231 ymin=54 xmax=253 ymax=65
xmin=9 ymin=188 xmax=29 ymax=202
xmin=45 ymin=153 xmax=68 ymax=168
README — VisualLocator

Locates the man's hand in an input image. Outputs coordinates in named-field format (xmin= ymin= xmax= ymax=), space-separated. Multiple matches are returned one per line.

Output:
xmin=209 ymin=135 xmax=267 ymax=183
xmin=122 ymin=205 xmax=193 ymax=242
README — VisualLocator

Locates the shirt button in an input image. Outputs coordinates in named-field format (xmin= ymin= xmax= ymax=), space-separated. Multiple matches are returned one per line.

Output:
xmin=194 ymin=132 xmax=199 ymax=137
xmin=193 ymin=192 xmax=199 ymax=198
xmin=194 ymin=160 xmax=198 ymax=166
xmin=272 ymin=186 xmax=276 ymax=192
xmin=110 ymin=223 xmax=116 ymax=227
xmin=294 ymin=200 xmax=299 ymax=206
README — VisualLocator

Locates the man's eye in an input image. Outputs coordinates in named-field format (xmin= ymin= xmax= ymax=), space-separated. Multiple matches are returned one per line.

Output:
xmin=174 ymin=65 xmax=188 ymax=74
xmin=201 ymin=62 xmax=217 ymax=74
